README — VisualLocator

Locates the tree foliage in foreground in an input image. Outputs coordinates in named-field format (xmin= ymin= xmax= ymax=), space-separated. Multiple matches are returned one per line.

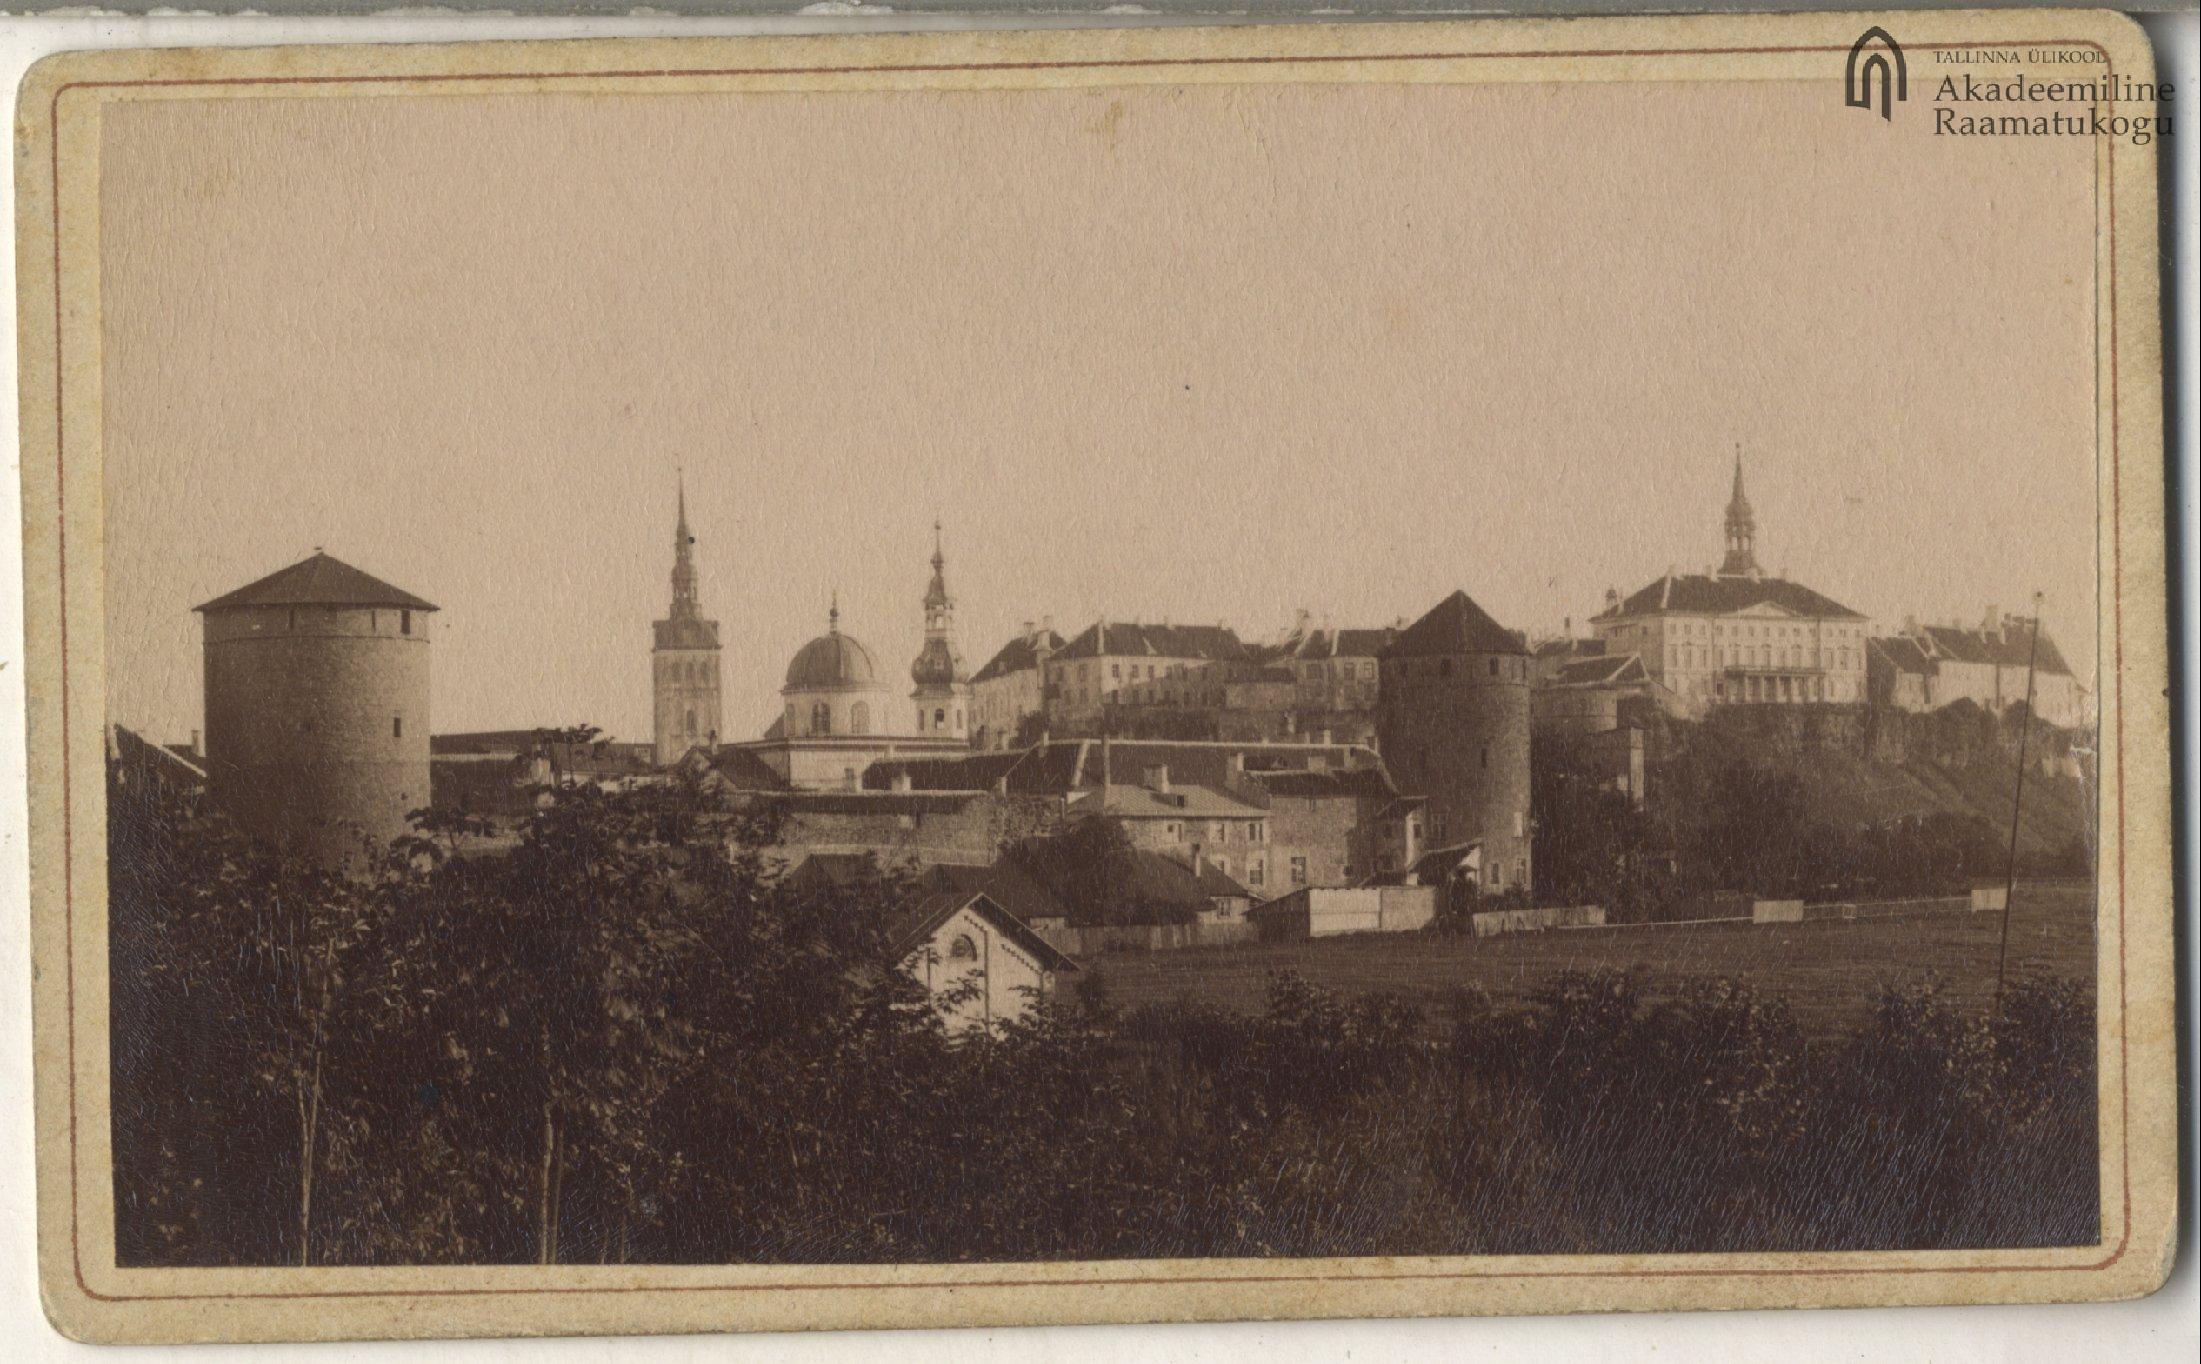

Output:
xmin=111 ymin=765 xmax=2097 ymax=1266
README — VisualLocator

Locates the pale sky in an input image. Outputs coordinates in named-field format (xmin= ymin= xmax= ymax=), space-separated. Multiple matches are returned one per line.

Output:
xmin=100 ymin=76 xmax=2102 ymax=743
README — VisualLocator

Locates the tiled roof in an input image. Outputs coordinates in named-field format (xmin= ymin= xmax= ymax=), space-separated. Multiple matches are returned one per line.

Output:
xmin=1251 ymin=767 xmax=1399 ymax=801
xmin=706 ymin=745 xmax=792 ymax=791
xmin=1052 ymin=621 xmax=1244 ymax=663
xmin=886 ymin=889 xmax=1080 ymax=974
xmin=925 ymin=861 xmax=1074 ymax=925
xmin=1120 ymin=852 xmax=1223 ymax=912
xmin=1917 ymin=620 xmax=2072 ymax=676
xmin=1096 ymin=783 xmax=1267 ymax=820
xmin=197 ymin=552 xmax=437 ymax=613
xmin=1594 ymin=572 xmax=1863 ymax=622
xmin=971 ymin=629 xmax=1066 ymax=684
xmin=1384 ymin=591 xmax=1528 ymax=659
xmin=1868 ymin=635 xmax=1936 ymax=676
xmin=1194 ymin=861 xmax=1254 ymax=899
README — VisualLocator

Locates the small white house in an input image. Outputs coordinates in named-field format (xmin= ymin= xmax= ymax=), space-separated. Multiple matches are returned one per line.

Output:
xmin=893 ymin=889 xmax=1079 ymax=1031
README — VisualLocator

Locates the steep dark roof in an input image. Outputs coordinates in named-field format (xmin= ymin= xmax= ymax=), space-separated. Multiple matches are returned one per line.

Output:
xmin=1383 ymin=591 xmax=1528 ymax=659
xmin=1053 ymin=621 xmax=1244 ymax=663
xmin=705 ymin=745 xmax=792 ymax=791
xmin=1594 ymin=572 xmax=1863 ymax=622
xmin=1869 ymin=635 xmax=1936 ymax=676
xmin=1918 ymin=620 xmax=2072 ymax=677
xmin=925 ymin=861 xmax=1074 ymax=925
xmin=197 ymin=552 xmax=437 ymax=613
xmin=887 ymin=890 xmax=1080 ymax=974
xmin=1193 ymin=861 xmax=1254 ymax=899
xmin=971 ymin=629 xmax=1066 ymax=684
xmin=1252 ymin=767 xmax=1399 ymax=801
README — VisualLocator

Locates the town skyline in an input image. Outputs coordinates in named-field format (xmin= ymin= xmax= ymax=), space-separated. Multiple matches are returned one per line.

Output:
xmin=99 ymin=80 xmax=2102 ymax=742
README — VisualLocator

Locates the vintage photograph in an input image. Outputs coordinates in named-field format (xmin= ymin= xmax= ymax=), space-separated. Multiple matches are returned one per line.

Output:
xmin=20 ymin=12 xmax=2175 ymax=1343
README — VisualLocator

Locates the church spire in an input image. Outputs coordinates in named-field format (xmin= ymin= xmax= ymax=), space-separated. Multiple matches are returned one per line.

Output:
xmin=910 ymin=523 xmax=969 ymax=736
xmin=1719 ymin=448 xmax=1761 ymax=579
xmin=669 ymin=469 xmax=700 ymax=615
xmin=924 ymin=519 xmax=951 ymax=611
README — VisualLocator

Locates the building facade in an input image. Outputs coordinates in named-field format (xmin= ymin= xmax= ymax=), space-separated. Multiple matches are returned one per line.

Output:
xmin=893 ymin=889 xmax=1078 ymax=1031
xmin=651 ymin=477 xmax=723 ymax=765
xmin=1590 ymin=458 xmax=1869 ymax=709
xmin=1375 ymin=590 xmax=1534 ymax=895
xmin=1874 ymin=609 xmax=2088 ymax=728
xmin=1041 ymin=621 xmax=1244 ymax=726
xmin=197 ymin=552 xmax=437 ymax=867
xmin=970 ymin=620 xmax=1062 ymax=750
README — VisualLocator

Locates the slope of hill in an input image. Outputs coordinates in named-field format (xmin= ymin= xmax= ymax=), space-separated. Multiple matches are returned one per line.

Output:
xmin=1649 ymin=702 xmax=2092 ymax=860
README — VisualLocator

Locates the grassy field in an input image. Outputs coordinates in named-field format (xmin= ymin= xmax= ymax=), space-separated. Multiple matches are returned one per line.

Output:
xmin=1092 ymin=883 xmax=2096 ymax=1042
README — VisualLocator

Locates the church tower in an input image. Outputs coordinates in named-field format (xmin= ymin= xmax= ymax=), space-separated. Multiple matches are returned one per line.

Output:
xmin=652 ymin=474 xmax=723 ymax=766
xmin=1717 ymin=452 xmax=1763 ymax=580
xmin=909 ymin=523 xmax=971 ymax=741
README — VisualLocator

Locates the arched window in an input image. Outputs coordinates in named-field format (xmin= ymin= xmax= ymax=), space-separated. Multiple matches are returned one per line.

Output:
xmin=934 ymin=707 xmax=946 ymax=728
xmin=850 ymin=701 xmax=870 ymax=735
xmin=685 ymin=708 xmax=697 ymax=737
xmin=948 ymin=935 xmax=978 ymax=961
xmin=812 ymin=701 xmax=832 ymax=735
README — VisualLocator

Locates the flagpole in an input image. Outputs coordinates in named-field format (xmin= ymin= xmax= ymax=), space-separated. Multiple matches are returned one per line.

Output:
xmin=1993 ymin=590 xmax=2046 ymax=1006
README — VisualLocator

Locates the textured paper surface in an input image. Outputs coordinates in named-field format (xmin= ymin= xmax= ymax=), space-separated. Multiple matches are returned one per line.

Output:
xmin=17 ymin=11 xmax=2175 ymax=1343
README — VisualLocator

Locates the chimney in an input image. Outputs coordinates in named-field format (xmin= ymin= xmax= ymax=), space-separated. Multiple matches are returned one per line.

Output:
xmin=1903 ymin=613 xmax=1918 ymax=638
xmin=1982 ymin=605 xmax=2001 ymax=640
xmin=1563 ymin=616 xmax=1572 ymax=637
xmin=1604 ymin=587 xmax=1620 ymax=611
xmin=187 ymin=728 xmax=200 ymax=757
xmin=1144 ymin=763 xmax=1170 ymax=794
xmin=1021 ymin=618 xmax=1036 ymax=641
xmin=1228 ymin=752 xmax=1245 ymax=777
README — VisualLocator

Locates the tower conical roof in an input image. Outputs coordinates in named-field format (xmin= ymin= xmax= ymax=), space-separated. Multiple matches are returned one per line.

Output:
xmin=1382 ymin=590 xmax=1526 ymax=658
xmin=196 ymin=552 xmax=437 ymax=613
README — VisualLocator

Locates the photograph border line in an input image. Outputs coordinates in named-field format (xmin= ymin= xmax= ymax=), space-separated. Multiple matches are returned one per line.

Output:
xmin=39 ymin=30 xmax=2142 ymax=1309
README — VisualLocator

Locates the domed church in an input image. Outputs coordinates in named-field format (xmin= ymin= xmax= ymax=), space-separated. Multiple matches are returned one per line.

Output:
xmin=729 ymin=531 xmax=976 ymax=791
xmin=780 ymin=597 xmax=892 ymax=740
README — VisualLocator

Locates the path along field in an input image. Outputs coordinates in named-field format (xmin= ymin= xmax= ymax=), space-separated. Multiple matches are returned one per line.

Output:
xmin=1091 ymin=882 xmax=2097 ymax=1043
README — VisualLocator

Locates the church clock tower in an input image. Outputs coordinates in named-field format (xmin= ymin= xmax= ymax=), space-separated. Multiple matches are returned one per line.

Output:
xmin=652 ymin=474 xmax=723 ymax=765
xmin=909 ymin=523 xmax=971 ymax=741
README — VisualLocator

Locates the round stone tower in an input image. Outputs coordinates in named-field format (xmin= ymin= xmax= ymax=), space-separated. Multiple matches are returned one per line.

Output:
xmin=1375 ymin=589 xmax=1533 ymax=894
xmin=196 ymin=551 xmax=437 ymax=868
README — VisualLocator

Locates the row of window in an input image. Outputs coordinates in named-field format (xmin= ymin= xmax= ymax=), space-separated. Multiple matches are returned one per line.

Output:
xmin=1667 ymin=645 xmax=1854 ymax=671
xmin=1389 ymin=655 xmax=1527 ymax=682
xmin=262 ymin=607 xmax=414 ymax=634
xmin=1160 ymin=819 xmax=1268 ymax=843
xmin=661 ymin=657 xmax=717 ymax=686
xmin=1203 ymin=853 xmax=1308 ymax=889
